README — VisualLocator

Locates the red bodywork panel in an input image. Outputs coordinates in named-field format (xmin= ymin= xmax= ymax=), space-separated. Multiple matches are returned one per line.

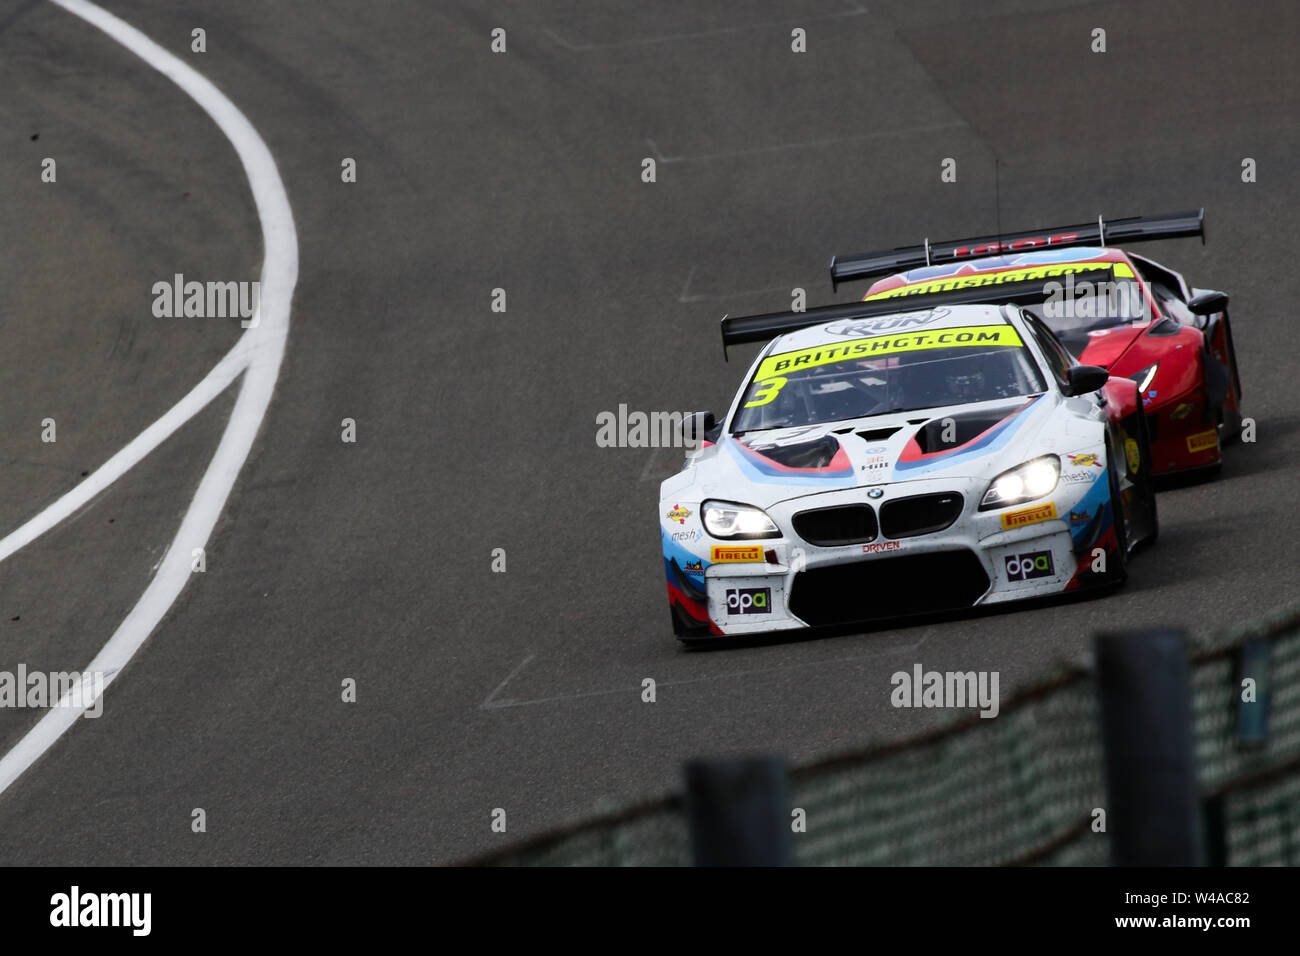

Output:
xmin=666 ymin=581 xmax=725 ymax=637
xmin=1101 ymin=376 xmax=1142 ymax=422
xmin=1081 ymin=321 xmax=1217 ymax=474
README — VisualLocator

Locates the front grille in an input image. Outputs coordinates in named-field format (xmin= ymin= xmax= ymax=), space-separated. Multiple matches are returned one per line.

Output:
xmin=792 ymin=504 xmax=878 ymax=547
xmin=789 ymin=551 xmax=990 ymax=627
xmin=879 ymin=492 xmax=964 ymax=539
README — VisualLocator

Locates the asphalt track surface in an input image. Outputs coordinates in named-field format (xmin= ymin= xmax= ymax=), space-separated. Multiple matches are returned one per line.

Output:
xmin=0 ymin=0 xmax=1296 ymax=865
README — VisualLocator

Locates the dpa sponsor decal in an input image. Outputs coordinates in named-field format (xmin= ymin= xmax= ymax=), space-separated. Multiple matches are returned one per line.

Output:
xmin=1005 ymin=550 xmax=1054 ymax=581
xmin=725 ymin=587 xmax=771 ymax=615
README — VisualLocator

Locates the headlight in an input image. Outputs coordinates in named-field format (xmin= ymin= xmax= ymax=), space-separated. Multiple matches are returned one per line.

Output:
xmin=701 ymin=500 xmax=780 ymax=539
xmin=979 ymin=455 xmax=1060 ymax=510
xmin=1130 ymin=364 xmax=1158 ymax=393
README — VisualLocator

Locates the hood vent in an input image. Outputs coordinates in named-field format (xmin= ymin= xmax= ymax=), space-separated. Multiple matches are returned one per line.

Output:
xmin=912 ymin=407 xmax=1017 ymax=454
xmin=855 ymin=426 xmax=901 ymax=442
xmin=743 ymin=434 xmax=841 ymax=469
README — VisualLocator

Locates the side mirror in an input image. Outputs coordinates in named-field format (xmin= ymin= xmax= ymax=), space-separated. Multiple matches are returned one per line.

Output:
xmin=1188 ymin=290 xmax=1228 ymax=316
xmin=1064 ymin=365 xmax=1110 ymax=397
xmin=679 ymin=411 xmax=717 ymax=450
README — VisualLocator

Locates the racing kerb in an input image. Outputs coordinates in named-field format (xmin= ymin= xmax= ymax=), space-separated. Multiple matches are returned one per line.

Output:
xmin=464 ymin=603 xmax=1300 ymax=866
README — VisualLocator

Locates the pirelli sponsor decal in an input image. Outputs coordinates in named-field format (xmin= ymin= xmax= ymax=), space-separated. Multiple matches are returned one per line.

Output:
xmin=864 ymin=263 xmax=1127 ymax=301
xmin=754 ymin=326 xmax=1022 ymax=382
xmin=711 ymin=545 xmax=764 ymax=563
xmin=1187 ymin=429 xmax=1218 ymax=453
xmin=1000 ymin=502 xmax=1058 ymax=530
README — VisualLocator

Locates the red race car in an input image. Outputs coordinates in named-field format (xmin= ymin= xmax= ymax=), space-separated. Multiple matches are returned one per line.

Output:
xmin=829 ymin=211 xmax=1242 ymax=476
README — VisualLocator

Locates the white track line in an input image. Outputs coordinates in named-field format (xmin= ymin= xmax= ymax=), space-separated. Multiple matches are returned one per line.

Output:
xmin=0 ymin=0 xmax=297 ymax=796
xmin=0 ymin=342 xmax=245 ymax=563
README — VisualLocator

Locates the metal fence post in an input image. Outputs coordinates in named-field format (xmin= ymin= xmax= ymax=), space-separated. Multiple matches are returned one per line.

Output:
xmin=1096 ymin=629 xmax=1204 ymax=865
xmin=684 ymin=756 xmax=792 ymax=866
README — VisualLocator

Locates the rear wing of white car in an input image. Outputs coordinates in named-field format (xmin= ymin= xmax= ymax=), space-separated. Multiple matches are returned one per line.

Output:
xmin=719 ymin=276 xmax=1101 ymax=359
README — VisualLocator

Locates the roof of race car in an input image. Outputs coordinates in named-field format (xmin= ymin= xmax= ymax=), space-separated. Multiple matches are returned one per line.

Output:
xmin=764 ymin=303 xmax=1013 ymax=357
xmin=864 ymin=246 xmax=1130 ymax=299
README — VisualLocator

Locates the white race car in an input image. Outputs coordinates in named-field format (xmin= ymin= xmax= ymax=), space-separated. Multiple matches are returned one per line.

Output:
xmin=660 ymin=301 xmax=1157 ymax=640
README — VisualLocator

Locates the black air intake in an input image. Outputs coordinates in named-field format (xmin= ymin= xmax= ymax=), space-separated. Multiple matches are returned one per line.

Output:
xmin=790 ymin=551 xmax=990 ymax=627
xmin=880 ymin=492 xmax=964 ymax=539
xmin=792 ymin=504 xmax=878 ymax=547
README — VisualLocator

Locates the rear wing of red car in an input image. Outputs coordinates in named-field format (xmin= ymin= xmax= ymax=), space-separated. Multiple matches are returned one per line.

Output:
xmin=829 ymin=209 xmax=1204 ymax=290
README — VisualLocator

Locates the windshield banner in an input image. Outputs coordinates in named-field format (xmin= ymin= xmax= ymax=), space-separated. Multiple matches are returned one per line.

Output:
xmin=864 ymin=262 xmax=1123 ymax=301
xmin=754 ymin=325 xmax=1023 ymax=382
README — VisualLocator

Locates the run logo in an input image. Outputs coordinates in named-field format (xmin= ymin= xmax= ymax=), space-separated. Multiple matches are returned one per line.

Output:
xmin=725 ymin=587 xmax=771 ymax=615
xmin=1005 ymin=550 xmax=1054 ymax=581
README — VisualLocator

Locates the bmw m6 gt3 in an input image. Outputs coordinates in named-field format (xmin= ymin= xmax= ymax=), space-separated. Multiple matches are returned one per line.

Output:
xmin=659 ymin=301 xmax=1156 ymax=640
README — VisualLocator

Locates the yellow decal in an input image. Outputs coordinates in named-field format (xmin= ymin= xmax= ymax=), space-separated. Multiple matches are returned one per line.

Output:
xmin=864 ymin=263 xmax=1117 ymax=301
xmin=754 ymin=326 xmax=1022 ymax=383
xmin=711 ymin=545 xmax=764 ymax=563
xmin=1124 ymin=437 xmax=1141 ymax=474
xmin=1171 ymin=402 xmax=1193 ymax=421
xmin=744 ymin=376 xmax=788 ymax=408
xmin=1187 ymin=429 xmax=1218 ymax=453
xmin=1000 ymin=502 xmax=1058 ymax=530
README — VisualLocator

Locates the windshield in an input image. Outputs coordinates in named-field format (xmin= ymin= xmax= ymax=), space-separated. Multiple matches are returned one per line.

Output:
xmin=732 ymin=324 xmax=1047 ymax=433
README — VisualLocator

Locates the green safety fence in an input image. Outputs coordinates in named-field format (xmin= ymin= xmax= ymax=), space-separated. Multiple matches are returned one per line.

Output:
xmin=470 ymin=603 xmax=1300 ymax=866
